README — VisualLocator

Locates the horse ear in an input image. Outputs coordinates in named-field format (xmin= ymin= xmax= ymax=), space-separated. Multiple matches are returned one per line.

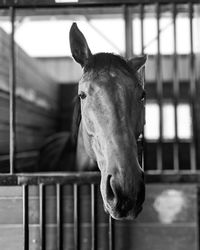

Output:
xmin=69 ymin=22 xmax=92 ymax=67
xmin=137 ymin=66 xmax=145 ymax=88
xmin=128 ymin=55 xmax=147 ymax=72
xmin=128 ymin=55 xmax=147 ymax=88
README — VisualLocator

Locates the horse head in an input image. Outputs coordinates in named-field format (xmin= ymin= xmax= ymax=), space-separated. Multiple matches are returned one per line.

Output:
xmin=70 ymin=23 xmax=147 ymax=220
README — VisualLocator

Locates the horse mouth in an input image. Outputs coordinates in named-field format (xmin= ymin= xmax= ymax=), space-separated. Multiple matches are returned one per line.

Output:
xmin=103 ymin=202 xmax=143 ymax=220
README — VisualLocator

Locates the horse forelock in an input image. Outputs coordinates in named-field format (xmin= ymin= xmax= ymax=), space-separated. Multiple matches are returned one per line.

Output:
xmin=84 ymin=53 xmax=130 ymax=74
xmin=83 ymin=53 xmax=143 ymax=88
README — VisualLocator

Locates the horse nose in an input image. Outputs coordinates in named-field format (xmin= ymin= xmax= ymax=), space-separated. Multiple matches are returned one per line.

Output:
xmin=105 ymin=175 xmax=141 ymax=219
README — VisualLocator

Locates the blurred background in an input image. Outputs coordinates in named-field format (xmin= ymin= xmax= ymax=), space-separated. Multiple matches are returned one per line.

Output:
xmin=0 ymin=2 xmax=200 ymax=173
xmin=0 ymin=1 xmax=200 ymax=250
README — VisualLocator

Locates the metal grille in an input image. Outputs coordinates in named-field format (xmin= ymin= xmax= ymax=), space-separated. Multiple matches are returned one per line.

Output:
xmin=0 ymin=173 xmax=114 ymax=250
xmin=21 ymin=173 xmax=114 ymax=250
xmin=130 ymin=3 xmax=199 ymax=176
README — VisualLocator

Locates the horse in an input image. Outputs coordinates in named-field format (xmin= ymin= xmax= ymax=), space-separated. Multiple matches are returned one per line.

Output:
xmin=39 ymin=22 xmax=147 ymax=220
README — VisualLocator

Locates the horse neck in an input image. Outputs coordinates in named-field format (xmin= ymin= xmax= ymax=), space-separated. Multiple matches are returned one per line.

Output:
xmin=75 ymin=121 xmax=96 ymax=171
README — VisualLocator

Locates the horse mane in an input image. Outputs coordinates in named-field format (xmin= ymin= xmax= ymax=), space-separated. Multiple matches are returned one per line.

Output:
xmin=70 ymin=96 xmax=81 ymax=148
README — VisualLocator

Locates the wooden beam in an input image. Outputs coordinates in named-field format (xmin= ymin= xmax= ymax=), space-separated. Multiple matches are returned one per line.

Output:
xmin=124 ymin=5 xmax=133 ymax=58
xmin=0 ymin=0 xmax=199 ymax=8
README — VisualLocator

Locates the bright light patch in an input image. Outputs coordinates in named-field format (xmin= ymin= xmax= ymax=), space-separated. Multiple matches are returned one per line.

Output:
xmin=162 ymin=103 xmax=175 ymax=140
xmin=176 ymin=17 xmax=190 ymax=54
xmin=160 ymin=17 xmax=174 ymax=55
xmin=13 ymin=19 xmax=124 ymax=57
xmin=177 ymin=104 xmax=192 ymax=139
xmin=132 ymin=16 xmax=194 ymax=55
xmin=55 ymin=0 xmax=78 ymax=2
xmin=144 ymin=18 xmax=157 ymax=54
xmin=90 ymin=19 xmax=125 ymax=55
xmin=145 ymin=103 xmax=160 ymax=140
xmin=132 ymin=18 xmax=142 ymax=54
xmin=0 ymin=21 xmax=11 ymax=34
xmin=0 ymin=13 xmax=197 ymax=57
xmin=15 ymin=20 xmax=72 ymax=57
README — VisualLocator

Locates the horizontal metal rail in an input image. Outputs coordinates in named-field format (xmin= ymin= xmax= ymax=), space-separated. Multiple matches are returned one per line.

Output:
xmin=0 ymin=172 xmax=100 ymax=186
xmin=0 ymin=172 xmax=199 ymax=186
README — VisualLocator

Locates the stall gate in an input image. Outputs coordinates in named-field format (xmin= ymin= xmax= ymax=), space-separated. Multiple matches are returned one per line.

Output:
xmin=0 ymin=0 xmax=199 ymax=250
xmin=0 ymin=173 xmax=115 ymax=250
xmin=0 ymin=173 xmax=198 ymax=250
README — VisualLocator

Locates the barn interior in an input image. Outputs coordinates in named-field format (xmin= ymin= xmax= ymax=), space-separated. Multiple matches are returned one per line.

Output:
xmin=0 ymin=0 xmax=199 ymax=250
xmin=0 ymin=3 xmax=200 ymax=173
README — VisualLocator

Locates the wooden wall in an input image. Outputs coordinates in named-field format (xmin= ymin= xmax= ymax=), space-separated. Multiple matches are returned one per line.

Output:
xmin=0 ymin=184 xmax=197 ymax=250
xmin=38 ymin=55 xmax=200 ymax=84
xmin=59 ymin=83 xmax=78 ymax=132
xmin=0 ymin=28 xmax=59 ymax=172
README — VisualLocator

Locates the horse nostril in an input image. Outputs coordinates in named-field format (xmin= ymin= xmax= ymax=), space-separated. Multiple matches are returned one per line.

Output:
xmin=106 ymin=175 xmax=115 ymax=202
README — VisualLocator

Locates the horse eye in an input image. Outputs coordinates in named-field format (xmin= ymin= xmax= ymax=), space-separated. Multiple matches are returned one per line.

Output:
xmin=78 ymin=91 xmax=87 ymax=100
xmin=140 ymin=91 xmax=146 ymax=102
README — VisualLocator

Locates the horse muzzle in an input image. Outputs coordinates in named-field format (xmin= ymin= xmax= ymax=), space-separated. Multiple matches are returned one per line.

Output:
xmin=100 ymin=173 xmax=145 ymax=220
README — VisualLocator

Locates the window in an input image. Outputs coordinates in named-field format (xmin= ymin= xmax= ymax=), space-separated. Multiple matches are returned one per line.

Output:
xmin=145 ymin=102 xmax=192 ymax=141
xmin=162 ymin=103 xmax=175 ymax=140
xmin=144 ymin=102 xmax=160 ymax=140
xmin=132 ymin=15 xmax=200 ymax=55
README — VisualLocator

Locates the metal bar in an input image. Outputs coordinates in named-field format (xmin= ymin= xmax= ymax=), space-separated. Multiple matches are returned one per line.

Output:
xmin=18 ymin=172 xmax=101 ymax=186
xmin=145 ymin=172 xmax=200 ymax=183
xmin=172 ymin=3 xmax=179 ymax=171
xmin=109 ymin=216 xmax=114 ymax=250
xmin=140 ymin=4 xmax=144 ymax=54
xmin=73 ymin=184 xmax=79 ymax=250
xmin=91 ymin=184 xmax=96 ymax=250
xmin=0 ymin=172 xmax=200 ymax=185
xmin=124 ymin=5 xmax=133 ymax=58
xmin=39 ymin=184 xmax=45 ymax=250
xmin=189 ymin=2 xmax=196 ymax=172
xmin=156 ymin=3 xmax=163 ymax=172
xmin=23 ymin=185 xmax=29 ymax=250
xmin=9 ymin=6 xmax=16 ymax=174
xmin=56 ymin=184 xmax=62 ymax=250
xmin=140 ymin=4 xmax=146 ymax=171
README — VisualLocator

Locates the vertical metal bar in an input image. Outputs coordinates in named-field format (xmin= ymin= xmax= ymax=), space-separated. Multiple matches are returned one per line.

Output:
xmin=124 ymin=5 xmax=133 ymax=58
xmin=140 ymin=4 xmax=144 ymax=54
xmin=73 ymin=184 xmax=79 ymax=250
xmin=172 ymin=3 xmax=179 ymax=171
xmin=23 ymin=185 xmax=29 ymax=250
xmin=57 ymin=184 xmax=62 ymax=250
xmin=189 ymin=2 xmax=195 ymax=95
xmin=91 ymin=184 xmax=96 ymax=250
xmin=156 ymin=3 xmax=163 ymax=172
xmin=9 ymin=6 xmax=16 ymax=174
xmin=139 ymin=3 xmax=145 ymax=171
xmin=109 ymin=216 xmax=114 ymax=250
xmin=189 ymin=2 xmax=196 ymax=172
xmin=40 ymin=184 xmax=45 ymax=250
